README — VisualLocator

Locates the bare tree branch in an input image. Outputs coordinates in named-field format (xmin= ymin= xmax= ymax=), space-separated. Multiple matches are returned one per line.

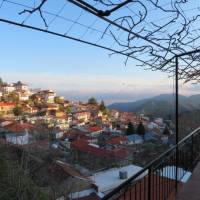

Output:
xmin=19 ymin=0 xmax=48 ymax=27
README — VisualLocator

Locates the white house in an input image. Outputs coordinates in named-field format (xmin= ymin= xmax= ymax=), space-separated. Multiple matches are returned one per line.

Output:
xmin=154 ymin=118 xmax=164 ymax=125
xmin=43 ymin=90 xmax=56 ymax=103
xmin=147 ymin=122 xmax=159 ymax=130
xmin=37 ymin=90 xmax=56 ymax=103
xmin=14 ymin=81 xmax=29 ymax=92
xmin=110 ymin=109 xmax=120 ymax=119
xmin=17 ymin=91 xmax=30 ymax=101
xmin=2 ymin=84 xmax=15 ymax=94
xmin=6 ymin=132 xmax=29 ymax=145
xmin=73 ymin=111 xmax=91 ymax=122
xmin=127 ymin=134 xmax=143 ymax=144
xmin=51 ymin=130 xmax=64 ymax=139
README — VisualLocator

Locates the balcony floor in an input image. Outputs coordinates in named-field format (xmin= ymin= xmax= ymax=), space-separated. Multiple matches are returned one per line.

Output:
xmin=176 ymin=162 xmax=200 ymax=200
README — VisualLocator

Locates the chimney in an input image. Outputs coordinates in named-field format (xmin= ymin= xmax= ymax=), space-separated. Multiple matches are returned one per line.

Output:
xmin=119 ymin=170 xmax=128 ymax=179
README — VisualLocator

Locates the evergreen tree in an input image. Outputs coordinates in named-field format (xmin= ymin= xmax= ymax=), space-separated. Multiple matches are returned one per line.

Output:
xmin=88 ymin=97 xmax=98 ymax=105
xmin=168 ymin=114 xmax=172 ymax=120
xmin=58 ymin=104 xmax=64 ymax=112
xmin=126 ymin=122 xmax=135 ymax=135
xmin=13 ymin=106 xmax=23 ymax=116
xmin=163 ymin=126 xmax=170 ymax=135
xmin=0 ymin=77 xmax=3 ymax=87
xmin=7 ymin=92 xmax=19 ymax=103
xmin=99 ymin=100 xmax=106 ymax=111
xmin=66 ymin=105 xmax=72 ymax=114
xmin=137 ymin=122 xmax=145 ymax=136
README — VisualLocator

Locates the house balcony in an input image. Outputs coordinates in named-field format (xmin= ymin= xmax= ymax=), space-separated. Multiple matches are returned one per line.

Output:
xmin=102 ymin=127 xmax=200 ymax=200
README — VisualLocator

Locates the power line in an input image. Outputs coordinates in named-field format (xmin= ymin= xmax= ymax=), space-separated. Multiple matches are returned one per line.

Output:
xmin=2 ymin=0 xmax=127 ymax=46
xmin=46 ymin=2 xmax=68 ymax=30
xmin=1 ymin=0 xmax=200 ymax=77
xmin=68 ymin=0 xmax=200 ymax=73
xmin=0 ymin=17 xmax=155 ymax=69
xmin=68 ymin=0 xmax=176 ymax=55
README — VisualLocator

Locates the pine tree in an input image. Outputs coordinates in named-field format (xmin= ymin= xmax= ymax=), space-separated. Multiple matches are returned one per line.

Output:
xmin=0 ymin=77 xmax=3 ymax=87
xmin=163 ymin=126 xmax=170 ymax=135
xmin=99 ymin=100 xmax=106 ymax=111
xmin=137 ymin=122 xmax=145 ymax=136
xmin=13 ymin=106 xmax=23 ymax=116
xmin=126 ymin=122 xmax=135 ymax=135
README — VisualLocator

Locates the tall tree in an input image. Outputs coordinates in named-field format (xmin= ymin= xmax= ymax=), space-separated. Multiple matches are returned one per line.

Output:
xmin=7 ymin=92 xmax=19 ymax=103
xmin=126 ymin=122 xmax=135 ymax=135
xmin=58 ymin=104 xmax=64 ymax=112
xmin=163 ymin=126 xmax=170 ymax=135
xmin=13 ymin=106 xmax=23 ymax=116
xmin=99 ymin=100 xmax=106 ymax=111
xmin=0 ymin=77 xmax=3 ymax=87
xmin=66 ymin=105 xmax=72 ymax=114
xmin=88 ymin=97 xmax=98 ymax=105
xmin=137 ymin=122 xmax=145 ymax=137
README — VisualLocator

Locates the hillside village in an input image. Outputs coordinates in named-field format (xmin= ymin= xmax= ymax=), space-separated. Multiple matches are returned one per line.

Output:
xmin=0 ymin=78 xmax=175 ymax=199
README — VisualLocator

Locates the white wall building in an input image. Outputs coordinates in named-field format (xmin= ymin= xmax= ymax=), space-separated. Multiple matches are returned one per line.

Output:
xmin=74 ymin=111 xmax=91 ymax=122
xmin=6 ymin=132 xmax=29 ymax=145
xmin=2 ymin=84 xmax=15 ymax=94
xmin=14 ymin=81 xmax=29 ymax=91
xmin=148 ymin=122 xmax=159 ymax=130
xmin=40 ymin=90 xmax=56 ymax=103
xmin=154 ymin=118 xmax=164 ymax=125
xmin=19 ymin=93 xmax=29 ymax=101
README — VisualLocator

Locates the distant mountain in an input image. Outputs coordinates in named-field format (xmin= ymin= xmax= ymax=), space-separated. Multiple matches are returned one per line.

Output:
xmin=108 ymin=94 xmax=200 ymax=119
xmin=188 ymin=94 xmax=200 ymax=107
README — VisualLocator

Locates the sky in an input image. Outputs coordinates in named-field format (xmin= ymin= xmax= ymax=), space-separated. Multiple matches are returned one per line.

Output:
xmin=0 ymin=0 xmax=200 ymax=104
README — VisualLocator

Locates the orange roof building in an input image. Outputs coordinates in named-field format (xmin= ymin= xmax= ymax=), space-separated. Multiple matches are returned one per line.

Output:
xmin=0 ymin=102 xmax=16 ymax=115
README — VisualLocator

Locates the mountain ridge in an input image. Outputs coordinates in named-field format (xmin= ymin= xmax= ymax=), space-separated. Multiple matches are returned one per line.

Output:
xmin=108 ymin=93 xmax=200 ymax=119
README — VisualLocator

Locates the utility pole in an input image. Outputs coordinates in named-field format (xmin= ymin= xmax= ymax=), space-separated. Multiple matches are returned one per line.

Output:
xmin=175 ymin=55 xmax=179 ymax=193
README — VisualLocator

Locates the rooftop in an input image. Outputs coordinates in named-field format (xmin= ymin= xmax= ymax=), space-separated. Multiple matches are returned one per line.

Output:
xmin=89 ymin=164 xmax=143 ymax=194
xmin=0 ymin=102 xmax=16 ymax=106
xmin=3 ymin=122 xmax=33 ymax=133
xmin=106 ymin=136 xmax=128 ymax=145
xmin=72 ymin=140 xmax=129 ymax=159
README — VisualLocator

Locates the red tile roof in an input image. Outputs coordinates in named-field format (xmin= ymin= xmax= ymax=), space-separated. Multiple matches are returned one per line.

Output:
xmin=72 ymin=140 xmax=129 ymax=159
xmin=88 ymin=126 xmax=102 ymax=132
xmin=47 ymin=104 xmax=58 ymax=109
xmin=55 ymin=160 xmax=88 ymax=180
xmin=0 ymin=118 xmax=14 ymax=123
xmin=111 ymin=147 xmax=130 ymax=158
xmin=107 ymin=136 xmax=128 ymax=145
xmin=72 ymin=140 xmax=110 ymax=158
xmin=0 ymin=102 xmax=16 ymax=106
xmin=4 ymin=122 xmax=33 ymax=133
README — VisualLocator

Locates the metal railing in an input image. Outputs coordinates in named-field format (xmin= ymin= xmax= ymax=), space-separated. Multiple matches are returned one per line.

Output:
xmin=102 ymin=127 xmax=200 ymax=200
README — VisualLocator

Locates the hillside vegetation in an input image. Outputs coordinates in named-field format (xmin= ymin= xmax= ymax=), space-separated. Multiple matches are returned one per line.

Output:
xmin=108 ymin=94 xmax=200 ymax=119
xmin=0 ymin=144 xmax=48 ymax=200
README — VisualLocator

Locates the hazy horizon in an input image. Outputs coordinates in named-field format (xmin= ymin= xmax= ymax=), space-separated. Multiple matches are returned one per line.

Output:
xmin=1 ymin=73 xmax=200 ymax=105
